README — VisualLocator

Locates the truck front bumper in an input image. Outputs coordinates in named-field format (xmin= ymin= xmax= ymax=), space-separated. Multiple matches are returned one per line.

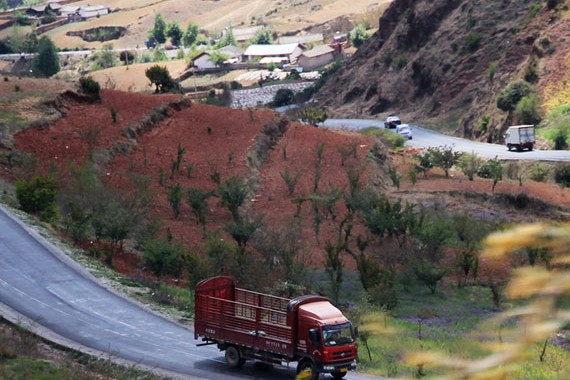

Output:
xmin=320 ymin=359 xmax=357 ymax=373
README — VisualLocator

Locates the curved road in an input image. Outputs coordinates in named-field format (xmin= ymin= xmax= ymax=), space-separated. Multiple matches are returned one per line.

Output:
xmin=322 ymin=119 xmax=570 ymax=162
xmin=0 ymin=205 xmax=382 ymax=380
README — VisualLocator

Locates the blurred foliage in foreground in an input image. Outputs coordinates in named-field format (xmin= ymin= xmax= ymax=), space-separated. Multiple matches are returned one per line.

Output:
xmin=401 ymin=223 xmax=570 ymax=379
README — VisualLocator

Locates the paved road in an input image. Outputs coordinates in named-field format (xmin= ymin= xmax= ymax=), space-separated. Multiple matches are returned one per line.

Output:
xmin=322 ymin=119 xmax=570 ymax=162
xmin=0 ymin=205 xmax=383 ymax=380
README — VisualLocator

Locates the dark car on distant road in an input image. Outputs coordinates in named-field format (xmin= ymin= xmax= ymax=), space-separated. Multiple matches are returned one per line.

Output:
xmin=384 ymin=115 xmax=402 ymax=128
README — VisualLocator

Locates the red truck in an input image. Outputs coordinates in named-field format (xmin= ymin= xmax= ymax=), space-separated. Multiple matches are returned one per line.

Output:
xmin=194 ymin=276 xmax=358 ymax=380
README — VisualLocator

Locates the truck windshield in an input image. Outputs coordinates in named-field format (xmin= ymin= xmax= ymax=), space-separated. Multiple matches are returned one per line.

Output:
xmin=322 ymin=323 xmax=354 ymax=347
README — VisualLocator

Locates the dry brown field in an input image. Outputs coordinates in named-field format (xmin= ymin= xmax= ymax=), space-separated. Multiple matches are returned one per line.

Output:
xmin=39 ymin=0 xmax=391 ymax=50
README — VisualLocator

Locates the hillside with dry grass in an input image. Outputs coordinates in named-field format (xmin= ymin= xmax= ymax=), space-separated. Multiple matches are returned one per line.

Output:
xmin=1 ymin=0 xmax=392 ymax=50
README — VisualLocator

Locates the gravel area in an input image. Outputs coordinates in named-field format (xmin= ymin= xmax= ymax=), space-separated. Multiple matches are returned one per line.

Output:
xmin=230 ymin=70 xmax=319 ymax=108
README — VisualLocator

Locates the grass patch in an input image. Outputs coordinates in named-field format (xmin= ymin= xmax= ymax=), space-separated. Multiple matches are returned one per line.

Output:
xmin=357 ymin=127 xmax=406 ymax=150
xmin=356 ymin=283 xmax=570 ymax=379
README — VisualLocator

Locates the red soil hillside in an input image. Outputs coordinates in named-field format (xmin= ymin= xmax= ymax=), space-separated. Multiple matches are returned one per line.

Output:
xmin=9 ymin=89 xmax=378 ymax=270
xmin=6 ymin=88 xmax=570 ymax=282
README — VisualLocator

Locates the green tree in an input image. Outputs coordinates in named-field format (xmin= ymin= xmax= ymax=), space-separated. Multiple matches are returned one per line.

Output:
xmin=478 ymin=157 xmax=503 ymax=192
xmin=149 ymin=13 xmax=167 ymax=44
xmin=78 ymin=77 xmax=101 ymax=100
xmin=183 ymin=22 xmax=199 ymax=47
xmin=457 ymin=152 xmax=482 ymax=181
xmin=218 ymin=28 xmax=237 ymax=48
xmin=554 ymin=162 xmax=570 ymax=188
xmin=92 ymin=43 xmax=116 ymax=70
xmin=152 ymin=45 xmax=169 ymax=62
xmin=167 ymin=184 xmax=183 ymax=218
xmin=253 ymin=222 xmax=305 ymax=291
xmin=414 ymin=151 xmax=433 ymax=178
xmin=145 ymin=65 xmax=179 ymax=93
xmin=297 ymin=107 xmax=328 ymax=126
xmin=8 ymin=24 xmax=25 ymax=52
xmin=216 ymin=176 xmax=247 ymax=222
xmin=515 ymin=93 xmax=542 ymax=125
xmin=324 ymin=240 xmax=344 ymax=304
xmin=351 ymin=24 xmax=369 ymax=48
xmin=167 ymin=21 xmax=183 ymax=47
xmin=428 ymin=145 xmax=463 ymax=178
xmin=497 ymin=80 xmax=531 ymax=111
xmin=249 ymin=29 xmax=272 ymax=45
xmin=273 ymin=88 xmax=295 ymax=107
xmin=187 ymin=187 xmax=211 ymax=237
xmin=32 ymin=36 xmax=59 ymax=77
xmin=23 ymin=31 xmax=38 ymax=53
xmin=209 ymin=50 xmax=229 ymax=66
xmin=15 ymin=175 xmax=58 ymax=222
xmin=142 ymin=238 xmax=184 ymax=277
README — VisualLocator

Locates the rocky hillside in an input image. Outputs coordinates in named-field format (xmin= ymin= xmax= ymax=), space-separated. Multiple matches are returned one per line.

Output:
xmin=315 ymin=0 xmax=570 ymax=142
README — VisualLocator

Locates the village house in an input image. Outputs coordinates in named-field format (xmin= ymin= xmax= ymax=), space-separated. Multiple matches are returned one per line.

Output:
xmin=191 ymin=44 xmax=245 ymax=69
xmin=243 ymin=43 xmax=303 ymax=64
xmin=297 ymin=44 xmax=335 ymax=70
xmin=78 ymin=5 xmax=109 ymax=20
xmin=219 ymin=45 xmax=244 ymax=63
xmin=192 ymin=52 xmax=216 ymax=70
xmin=230 ymin=26 xmax=265 ymax=44
xmin=276 ymin=33 xmax=324 ymax=45
xmin=26 ymin=2 xmax=62 ymax=17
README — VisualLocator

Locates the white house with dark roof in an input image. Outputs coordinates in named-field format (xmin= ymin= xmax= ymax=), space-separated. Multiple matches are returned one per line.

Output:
xmin=243 ymin=43 xmax=303 ymax=64
xmin=297 ymin=45 xmax=335 ymax=70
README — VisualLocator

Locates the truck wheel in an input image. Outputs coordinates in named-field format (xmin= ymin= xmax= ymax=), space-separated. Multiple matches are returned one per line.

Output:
xmin=331 ymin=372 xmax=347 ymax=379
xmin=528 ymin=144 xmax=533 ymax=151
xmin=225 ymin=346 xmax=244 ymax=368
xmin=507 ymin=144 xmax=512 ymax=151
xmin=297 ymin=360 xmax=319 ymax=380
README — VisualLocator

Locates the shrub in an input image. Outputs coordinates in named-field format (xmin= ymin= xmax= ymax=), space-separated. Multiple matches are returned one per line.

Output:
xmin=515 ymin=93 xmax=542 ymax=125
xmin=297 ymin=107 xmax=328 ymax=126
xmin=554 ymin=162 xmax=570 ymax=188
xmin=273 ymin=88 xmax=295 ymax=107
xmin=553 ymin=129 xmax=568 ymax=150
xmin=379 ymin=130 xmax=406 ymax=149
xmin=478 ymin=157 xmax=503 ymax=192
xmin=496 ymin=80 xmax=531 ymax=111
xmin=142 ymin=238 xmax=184 ymax=277
xmin=280 ymin=167 xmax=302 ymax=196
xmin=394 ymin=54 xmax=408 ymax=69
xmin=427 ymin=145 xmax=463 ymax=178
xmin=79 ymin=77 xmax=101 ymax=100
xmin=457 ymin=152 xmax=482 ymax=181
xmin=145 ymin=65 xmax=179 ymax=93
xmin=464 ymin=33 xmax=482 ymax=53
xmin=487 ymin=62 xmax=497 ymax=81
xmin=414 ymin=151 xmax=433 ymax=178
xmin=529 ymin=162 xmax=550 ymax=182
xmin=15 ymin=175 xmax=59 ymax=222
xmin=351 ymin=24 xmax=370 ymax=48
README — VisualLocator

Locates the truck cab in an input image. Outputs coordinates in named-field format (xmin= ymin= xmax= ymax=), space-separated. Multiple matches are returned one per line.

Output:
xmin=290 ymin=297 xmax=358 ymax=380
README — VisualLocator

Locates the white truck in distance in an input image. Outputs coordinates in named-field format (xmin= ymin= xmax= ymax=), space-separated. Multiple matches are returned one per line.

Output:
xmin=504 ymin=125 xmax=535 ymax=152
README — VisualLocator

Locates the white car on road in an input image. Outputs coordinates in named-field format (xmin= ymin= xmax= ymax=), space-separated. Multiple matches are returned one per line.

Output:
xmin=396 ymin=124 xmax=413 ymax=139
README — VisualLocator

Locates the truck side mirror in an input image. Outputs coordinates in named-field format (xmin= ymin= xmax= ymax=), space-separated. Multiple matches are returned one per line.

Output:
xmin=308 ymin=328 xmax=321 ymax=348
xmin=354 ymin=326 xmax=359 ymax=338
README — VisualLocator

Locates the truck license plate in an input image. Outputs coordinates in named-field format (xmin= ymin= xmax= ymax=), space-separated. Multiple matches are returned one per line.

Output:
xmin=340 ymin=368 xmax=348 ymax=373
